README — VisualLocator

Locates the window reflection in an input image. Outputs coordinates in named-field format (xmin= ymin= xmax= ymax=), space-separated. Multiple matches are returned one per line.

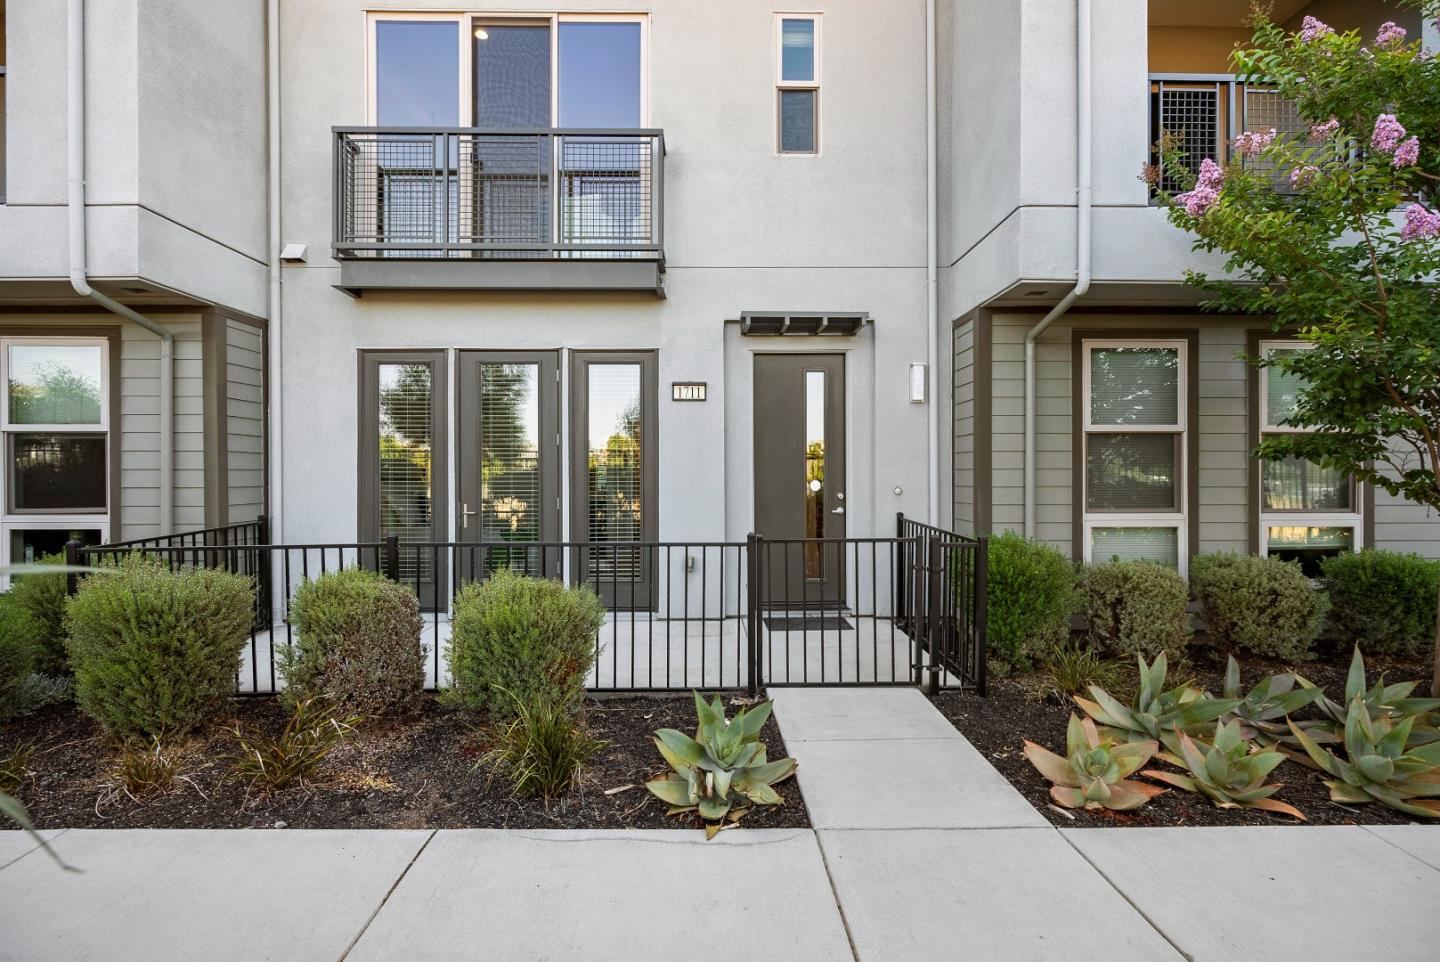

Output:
xmin=7 ymin=344 xmax=103 ymax=425
xmin=805 ymin=370 xmax=825 ymax=579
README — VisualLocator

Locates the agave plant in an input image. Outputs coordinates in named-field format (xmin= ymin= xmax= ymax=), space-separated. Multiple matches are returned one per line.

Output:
xmin=1221 ymin=655 xmax=1326 ymax=747
xmin=646 ymin=692 xmax=797 ymax=838
xmin=1298 ymin=648 xmax=1440 ymax=744
xmin=1023 ymin=714 xmax=1165 ymax=811
xmin=1289 ymin=697 xmax=1440 ymax=818
xmin=1144 ymin=719 xmax=1304 ymax=819
xmin=1074 ymin=652 xmax=1238 ymax=756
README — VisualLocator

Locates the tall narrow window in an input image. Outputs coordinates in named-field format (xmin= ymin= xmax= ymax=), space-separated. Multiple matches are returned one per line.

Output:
xmin=1083 ymin=341 xmax=1187 ymax=571
xmin=1 ymin=337 xmax=110 ymax=586
xmin=804 ymin=368 xmax=826 ymax=578
xmin=1258 ymin=341 xmax=1360 ymax=575
xmin=776 ymin=15 xmax=819 ymax=154
xmin=572 ymin=351 xmax=656 ymax=607
xmin=360 ymin=352 xmax=447 ymax=607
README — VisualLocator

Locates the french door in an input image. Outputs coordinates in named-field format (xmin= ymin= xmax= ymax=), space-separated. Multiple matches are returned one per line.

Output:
xmin=456 ymin=351 xmax=561 ymax=582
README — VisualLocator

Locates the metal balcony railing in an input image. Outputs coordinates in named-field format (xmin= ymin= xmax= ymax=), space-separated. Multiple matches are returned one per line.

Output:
xmin=1149 ymin=75 xmax=1304 ymax=195
xmin=333 ymin=127 xmax=664 ymax=261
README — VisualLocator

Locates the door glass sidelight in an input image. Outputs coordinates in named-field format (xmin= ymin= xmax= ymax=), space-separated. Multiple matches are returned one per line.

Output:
xmin=571 ymin=353 xmax=657 ymax=608
xmin=459 ymin=352 xmax=560 ymax=581
xmin=804 ymin=369 xmax=826 ymax=578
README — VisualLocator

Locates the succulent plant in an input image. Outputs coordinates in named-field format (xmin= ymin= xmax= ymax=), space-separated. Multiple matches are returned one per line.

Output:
xmin=1144 ymin=719 xmax=1304 ymax=819
xmin=1074 ymin=652 xmax=1239 ymax=755
xmin=646 ymin=692 xmax=797 ymax=838
xmin=1023 ymin=714 xmax=1166 ymax=811
xmin=1289 ymin=696 xmax=1440 ymax=818
xmin=1221 ymin=655 xmax=1327 ymax=749
xmin=1298 ymin=647 xmax=1440 ymax=744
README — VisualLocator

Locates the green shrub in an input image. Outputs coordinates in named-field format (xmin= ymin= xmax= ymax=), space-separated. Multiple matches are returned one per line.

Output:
xmin=64 ymin=556 xmax=254 ymax=737
xmin=1320 ymin=550 xmax=1440 ymax=659
xmin=281 ymin=567 xmax=425 ymax=717
xmin=446 ymin=569 xmax=605 ymax=716
xmin=1190 ymin=553 xmax=1326 ymax=662
xmin=478 ymin=687 xmax=608 ymax=803
xmin=1080 ymin=560 xmax=1192 ymax=659
xmin=8 ymin=553 xmax=70 ymax=675
xmin=0 ymin=597 xmax=40 ymax=721
xmin=984 ymin=532 xmax=1076 ymax=670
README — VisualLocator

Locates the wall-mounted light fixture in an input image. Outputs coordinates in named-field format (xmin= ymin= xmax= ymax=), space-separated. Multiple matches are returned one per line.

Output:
xmin=909 ymin=363 xmax=927 ymax=403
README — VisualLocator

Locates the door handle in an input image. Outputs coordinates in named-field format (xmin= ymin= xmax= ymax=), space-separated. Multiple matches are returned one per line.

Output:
xmin=831 ymin=506 xmax=845 ymax=515
xmin=461 ymin=502 xmax=477 ymax=529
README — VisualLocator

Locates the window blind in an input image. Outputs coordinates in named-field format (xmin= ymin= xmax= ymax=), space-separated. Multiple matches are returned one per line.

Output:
xmin=587 ymin=363 xmax=642 ymax=580
xmin=377 ymin=362 xmax=434 ymax=583
xmin=1089 ymin=347 xmax=1179 ymax=426
xmin=1091 ymin=527 xmax=1179 ymax=567
xmin=1262 ymin=456 xmax=1351 ymax=512
xmin=1086 ymin=433 xmax=1177 ymax=511
xmin=1265 ymin=350 xmax=1307 ymax=426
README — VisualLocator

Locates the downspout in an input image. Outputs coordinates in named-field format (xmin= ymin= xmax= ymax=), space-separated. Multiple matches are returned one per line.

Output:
xmin=266 ymin=0 xmax=283 ymax=543
xmin=1023 ymin=0 xmax=1092 ymax=539
xmin=67 ymin=0 xmax=175 ymax=535
xmin=925 ymin=0 xmax=940 ymax=524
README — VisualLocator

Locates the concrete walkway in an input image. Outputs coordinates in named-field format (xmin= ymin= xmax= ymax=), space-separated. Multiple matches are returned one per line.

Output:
xmin=2 ymin=689 xmax=1438 ymax=961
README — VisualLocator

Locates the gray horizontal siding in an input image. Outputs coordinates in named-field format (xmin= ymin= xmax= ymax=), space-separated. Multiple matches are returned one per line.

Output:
xmin=225 ymin=319 xmax=265 ymax=524
xmin=952 ymin=319 xmax=975 ymax=535
xmin=120 ymin=321 xmax=205 ymax=537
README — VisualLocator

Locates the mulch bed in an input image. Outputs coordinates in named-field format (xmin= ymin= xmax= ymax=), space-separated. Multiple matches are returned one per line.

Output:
xmin=931 ymin=645 xmax=1435 ymax=828
xmin=0 ymin=693 xmax=809 ymax=831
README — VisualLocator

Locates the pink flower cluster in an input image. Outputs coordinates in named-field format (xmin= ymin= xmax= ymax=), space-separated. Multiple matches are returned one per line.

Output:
xmin=1175 ymin=158 xmax=1224 ymax=218
xmin=1289 ymin=165 xmax=1319 ymax=188
xmin=1372 ymin=114 xmax=1406 ymax=153
xmin=1400 ymin=203 xmax=1440 ymax=242
xmin=1233 ymin=128 xmax=1276 ymax=158
xmin=1299 ymin=16 xmax=1332 ymax=42
xmin=1393 ymin=136 xmax=1420 ymax=168
xmin=1309 ymin=117 xmax=1340 ymax=141
xmin=1375 ymin=22 xmax=1407 ymax=48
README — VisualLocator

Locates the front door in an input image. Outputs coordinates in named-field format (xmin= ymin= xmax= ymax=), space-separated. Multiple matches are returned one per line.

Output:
xmin=753 ymin=353 xmax=846 ymax=606
xmin=457 ymin=351 xmax=561 ymax=581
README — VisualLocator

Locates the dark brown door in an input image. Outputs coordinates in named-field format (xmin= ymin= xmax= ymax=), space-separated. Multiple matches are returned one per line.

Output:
xmin=754 ymin=353 xmax=846 ymax=606
xmin=457 ymin=351 xmax=561 ymax=582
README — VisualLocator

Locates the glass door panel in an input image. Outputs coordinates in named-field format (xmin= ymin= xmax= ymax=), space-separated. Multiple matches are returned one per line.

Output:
xmin=459 ymin=352 xmax=560 ymax=583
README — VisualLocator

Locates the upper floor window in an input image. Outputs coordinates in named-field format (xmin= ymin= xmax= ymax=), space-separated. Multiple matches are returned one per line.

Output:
xmin=369 ymin=12 xmax=647 ymax=128
xmin=776 ymin=14 xmax=819 ymax=154
xmin=1257 ymin=341 xmax=1361 ymax=576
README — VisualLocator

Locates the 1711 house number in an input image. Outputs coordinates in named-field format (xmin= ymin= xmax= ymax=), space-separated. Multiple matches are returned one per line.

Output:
xmin=671 ymin=382 xmax=707 ymax=401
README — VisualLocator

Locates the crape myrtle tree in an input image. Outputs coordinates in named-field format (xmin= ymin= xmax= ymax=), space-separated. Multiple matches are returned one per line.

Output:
xmin=1149 ymin=2 xmax=1440 ymax=692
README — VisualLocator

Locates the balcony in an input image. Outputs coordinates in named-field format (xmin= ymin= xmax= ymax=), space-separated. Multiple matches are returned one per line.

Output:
xmin=333 ymin=128 xmax=665 ymax=296
xmin=1148 ymin=75 xmax=1303 ymax=195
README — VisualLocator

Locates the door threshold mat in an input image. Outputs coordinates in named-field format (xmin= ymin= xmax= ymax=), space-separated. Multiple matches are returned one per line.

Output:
xmin=764 ymin=615 xmax=855 ymax=631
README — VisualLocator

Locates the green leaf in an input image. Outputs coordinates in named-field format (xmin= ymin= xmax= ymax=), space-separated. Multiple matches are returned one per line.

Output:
xmin=654 ymin=730 xmax=704 ymax=770
xmin=645 ymin=775 xmax=696 ymax=807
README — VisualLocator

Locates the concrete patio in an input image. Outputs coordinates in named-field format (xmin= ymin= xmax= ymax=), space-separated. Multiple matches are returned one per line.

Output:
xmin=2 ymin=689 xmax=1437 ymax=961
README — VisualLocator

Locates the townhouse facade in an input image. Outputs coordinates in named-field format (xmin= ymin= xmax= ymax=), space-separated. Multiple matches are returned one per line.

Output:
xmin=0 ymin=0 xmax=1436 ymax=597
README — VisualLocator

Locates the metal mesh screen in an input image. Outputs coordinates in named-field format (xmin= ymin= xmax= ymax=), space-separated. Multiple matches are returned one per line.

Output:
xmin=1243 ymin=88 xmax=1306 ymax=194
xmin=1153 ymin=82 xmax=1222 ymax=193
xmin=336 ymin=129 xmax=660 ymax=259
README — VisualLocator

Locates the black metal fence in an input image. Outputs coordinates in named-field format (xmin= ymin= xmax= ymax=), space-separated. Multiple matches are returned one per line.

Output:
xmin=67 ymin=514 xmax=986 ymax=697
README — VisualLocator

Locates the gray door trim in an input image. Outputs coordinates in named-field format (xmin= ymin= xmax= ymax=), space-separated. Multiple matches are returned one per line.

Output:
xmin=357 ymin=350 xmax=450 ymax=605
xmin=569 ymin=350 xmax=658 ymax=608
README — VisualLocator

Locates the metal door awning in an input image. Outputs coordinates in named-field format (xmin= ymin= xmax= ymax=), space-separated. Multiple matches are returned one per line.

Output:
xmin=738 ymin=312 xmax=870 ymax=336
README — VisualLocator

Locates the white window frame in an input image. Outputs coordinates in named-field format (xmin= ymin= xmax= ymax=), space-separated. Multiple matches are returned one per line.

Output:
xmin=774 ymin=12 xmax=821 ymax=155
xmin=1081 ymin=338 xmax=1189 ymax=574
xmin=0 ymin=336 xmax=112 ymax=590
xmin=1256 ymin=339 xmax=1363 ymax=559
xmin=365 ymin=11 xmax=651 ymax=128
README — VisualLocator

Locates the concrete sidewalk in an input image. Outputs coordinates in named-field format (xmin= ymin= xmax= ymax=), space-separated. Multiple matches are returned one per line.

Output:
xmin=1 ymin=689 xmax=1437 ymax=961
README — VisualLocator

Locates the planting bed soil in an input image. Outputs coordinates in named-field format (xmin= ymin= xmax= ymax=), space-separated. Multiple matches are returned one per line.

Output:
xmin=932 ymin=646 xmax=1434 ymax=828
xmin=1 ymin=693 xmax=808 ymax=832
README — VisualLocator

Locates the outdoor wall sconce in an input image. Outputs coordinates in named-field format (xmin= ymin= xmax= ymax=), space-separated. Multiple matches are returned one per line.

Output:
xmin=909 ymin=363 xmax=927 ymax=403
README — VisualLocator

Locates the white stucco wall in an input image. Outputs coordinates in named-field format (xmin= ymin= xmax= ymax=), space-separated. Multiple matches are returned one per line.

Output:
xmin=0 ymin=0 xmax=268 ymax=317
xmin=276 ymin=0 xmax=934 ymax=546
